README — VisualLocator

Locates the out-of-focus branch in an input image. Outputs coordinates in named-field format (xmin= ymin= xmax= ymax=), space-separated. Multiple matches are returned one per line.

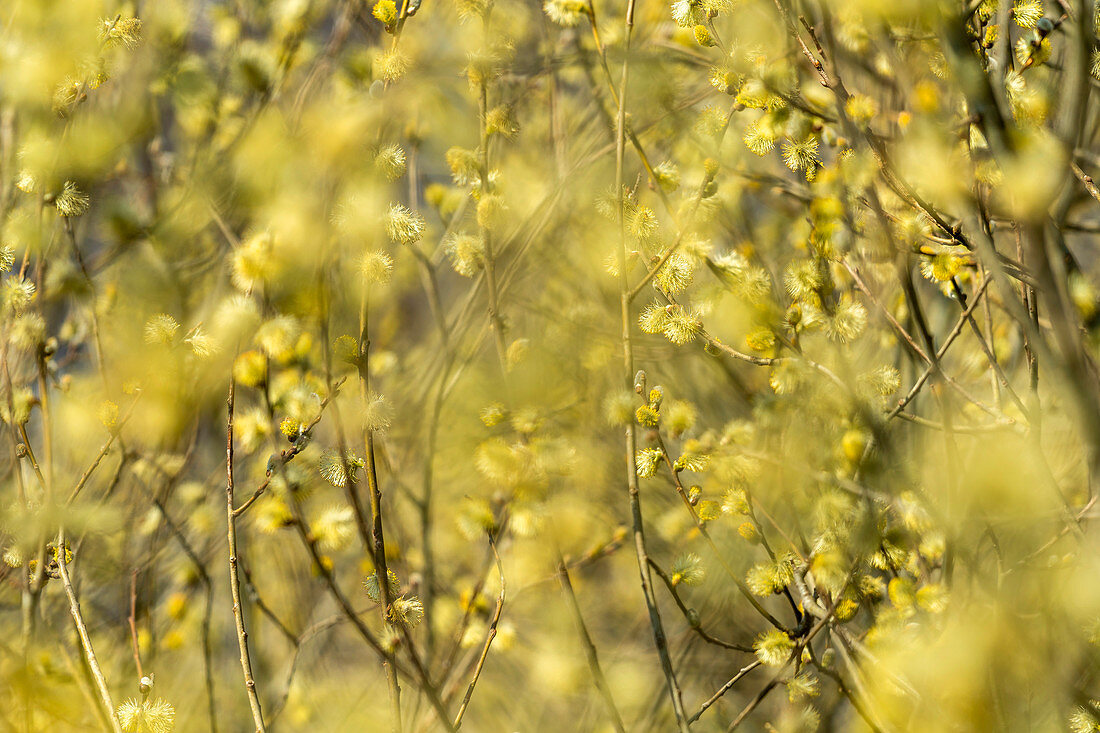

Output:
xmin=453 ymin=535 xmax=506 ymax=730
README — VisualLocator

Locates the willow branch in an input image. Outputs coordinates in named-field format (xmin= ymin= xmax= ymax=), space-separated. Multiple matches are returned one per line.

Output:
xmin=226 ymin=381 xmax=267 ymax=732
xmin=687 ymin=661 xmax=761 ymax=724
xmin=648 ymin=559 xmax=754 ymax=653
xmin=453 ymin=535 xmax=506 ymax=730
xmin=556 ymin=559 xmax=628 ymax=733
xmin=57 ymin=530 xmax=123 ymax=733
xmin=614 ymin=0 xmax=689 ymax=727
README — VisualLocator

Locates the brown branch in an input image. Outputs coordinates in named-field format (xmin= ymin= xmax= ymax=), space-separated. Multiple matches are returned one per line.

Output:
xmin=266 ymin=614 xmax=347 ymax=725
xmin=701 ymin=330 xmax=776 ymax=366
xmin=845 ymin=261 xmax=1013 ymax=424
xmin=226 ymin=381 xmax=267 ymax=732
xmin=725 ymin=608 xmax=837 ymax=729
xmin=687 ymin=661 xmax=761 ymax=724
xmin=285 ymin=490 xmax=454 ymax=731
xmin=239 ymin=560 xmax=297 ymax=644
xmin=332 ymin=261 xmax=404 ymax=732
xmin=886 ymin=276 xmax=992 ymax=419
xmin=1072 ymin=161 xmax=1100 ymax=203
xmin=366 ymin=428 xmax=403 ymax=733
xmin=231 ymin=377 xmax=345 ymax=518
xmin=436 ymin=523 xmax=515 ymax=712
xmin=137 ymin=468 xmax=220 ymax=732
xmin=895 ymin=411 xmax=1021 ymax=433
xmin=812 ymin=653 xmax=885 ymax=733
xmin=614 ymin=0 xmax=689 ymax=726
xmin=773 ymin=0 xmax=829 ymax=86
xmin=949 ymin=279 xmax=1029 ymax=416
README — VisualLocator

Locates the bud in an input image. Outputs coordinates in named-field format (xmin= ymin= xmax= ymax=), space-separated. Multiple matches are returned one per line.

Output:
xmin=693 ymin=25 xmax=716 ymax=47
xmin=785 ymin=303 xmax=803 ymax=328
xmin=841 ymin=428 xmax=868 ymax=463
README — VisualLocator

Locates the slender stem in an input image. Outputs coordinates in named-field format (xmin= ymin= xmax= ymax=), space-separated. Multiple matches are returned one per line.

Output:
xmin=453 ymin=535 xmax=506 ymax=730
xmin=226 ymin=381 xmax=267 ymax=732
xmin=285 ymin=492 xmax=454 ymax=732
xmin=127 ymin=570 xmax=144 ymax=680
xmin=56 ymin=530 xmax=123 ymax=733
xmin=239 ymin=560 xmax=297 ymax=644
xmin=437 ymin=542 xmax=500 ymax=690
xmin=556 ymin=559 xmax=628 ymax=733
xmin=613 ymin=2 xmax=690 ymax=729
xmin=231 ymin=377 xmax=344 ymax=518
xmin=24 ymin=350 xmax=53 ymax=649
xmin=68 ymin=394 xmax=139 ymax=505
xmin=886 ymin=276 xmax=993 ymax=420
xmin=143 ymin=473 xmax=220 ymax=732
xmin=350 ymin=272 xmax=404 ymax=733
xmin=726 ymin=677 xmax=781 ymax=731
xmin=478 ymin=14 xmax=508 ymax=373
xmin=286 ymin=495 xmax=391 ymax=659
xmin=652 ymin=433 xmax=788 ymax=630
xmin=687 ymin=662 xmax=761 ymax=724
xmin=267 ymin=615 xmax=346 ymax=725
xmin=648 ymin=559 xmax=753 ymax=652
xmin=366 ymin=431 xmax=404 ymax=733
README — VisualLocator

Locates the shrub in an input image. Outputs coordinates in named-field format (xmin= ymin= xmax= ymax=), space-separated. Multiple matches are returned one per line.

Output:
xmin=4 ymin=0 xmax=1100 ymax=730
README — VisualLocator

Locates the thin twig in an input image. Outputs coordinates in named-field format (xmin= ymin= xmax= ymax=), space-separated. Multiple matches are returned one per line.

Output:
xmin=614 ymin=0 xmax=690 ymax=727
xmin=67 ymin=393 xmax=140 ymax=505
xmin=652 ymin=432 xmax=789 ymax=631
xmin=231 ymin=377 xmax=345 ymax=518
xmin=1072 ymin=161 xmax=1100 ymax=203
xmin=56 ymin=530 xmax=123 ymax=733
xmin=687 ymin=661 xmax=761 ymax=724
xmin=127 ymin=570 xmax=144 ymax=680
xmin=267 ymin=614 xmax=347 ymax=725
xmin=226 ymin=381 xmax=267 ymax=732
xmin=556 ymin=559 xmax=628 ymax=733
xmin=453 ymin=535 xmax=506 ymax=730
xmin=886 ymin=276 xmax=992 ymax=419
xmin=648 ymin=559 xmax=754 ymax=653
